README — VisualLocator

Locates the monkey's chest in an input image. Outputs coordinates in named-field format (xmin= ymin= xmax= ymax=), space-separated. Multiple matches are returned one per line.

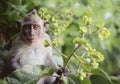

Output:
xmin=16 ymin=47 xmax=46 ymax=66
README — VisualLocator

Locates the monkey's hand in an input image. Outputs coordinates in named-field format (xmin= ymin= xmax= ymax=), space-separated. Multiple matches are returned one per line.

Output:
xmin=53 ymin=68 xmax=69 ymax=84
xmin=56 ymin=67 xmax=69 ymax=76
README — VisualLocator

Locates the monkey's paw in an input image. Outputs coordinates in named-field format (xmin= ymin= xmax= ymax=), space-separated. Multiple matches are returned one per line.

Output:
xmin=56 ymin=67 xmax=69 ymax=76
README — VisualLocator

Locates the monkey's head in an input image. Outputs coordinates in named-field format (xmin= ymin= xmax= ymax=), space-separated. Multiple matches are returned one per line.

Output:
xmin=16 ymin=9 xmax=49 ymax=44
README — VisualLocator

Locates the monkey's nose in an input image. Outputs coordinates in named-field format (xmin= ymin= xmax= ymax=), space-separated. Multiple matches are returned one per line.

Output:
xmin=30 ymin=34 xmax=35 ymax=37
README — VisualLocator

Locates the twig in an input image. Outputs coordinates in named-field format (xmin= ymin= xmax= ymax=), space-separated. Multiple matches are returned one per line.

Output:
xmin=5 ymin=33 xmax=19 ymax=45
xmin=51 ymin=6 xmax=64 ymax=18
xmin=53 ymin=47 xmax=68 ymax=58
xmin=73 ymin=53 xmax=83 ymax=74
xmin=73 ymin=53 xmax=80 ymax=62
xmin=64 ymin=44 xmax=81 ymax=67
xmin=86 ymin=29 xmax=99 ymax=39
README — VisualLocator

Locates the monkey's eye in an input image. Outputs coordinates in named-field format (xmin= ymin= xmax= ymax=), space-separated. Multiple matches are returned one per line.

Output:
xmin=33 ymin=25 xmax=39 ymax=30
xmin=23 ymin=25 xmax=30 ymax=30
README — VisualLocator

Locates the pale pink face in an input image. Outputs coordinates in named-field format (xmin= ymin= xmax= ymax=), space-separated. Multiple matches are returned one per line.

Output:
xmin=22 ymin=23 xmax=40 ymax=43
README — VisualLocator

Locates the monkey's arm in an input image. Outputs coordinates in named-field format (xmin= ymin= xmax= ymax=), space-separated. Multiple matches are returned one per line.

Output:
xmin=9 ymin=56 xmax=21 ymax=70
xmin=46 ymin=55 xmax=59 ymax=71
xmin=8 ymin=40 xmax=22 ymax=70
xmin=46 ymin=54 xmax=69 ymax=76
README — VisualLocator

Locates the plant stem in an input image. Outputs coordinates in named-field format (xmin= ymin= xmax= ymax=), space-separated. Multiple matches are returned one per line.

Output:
xmin=64 ymin=44 xmax=81 ymax=68
xmin=5 ymin=33 xmax=19 ymax=44
xmin=73 ymin=53 xmax=80 ymax=62
xmin=86 ymin=29 xmax=99 ymax=39
xmin=51 ymin=6 xmax=64 ymax=18
xmin=73 ymin=53 xmax=82 ymax=74
xmin=53 ymin=47 xmax=68 ymax=58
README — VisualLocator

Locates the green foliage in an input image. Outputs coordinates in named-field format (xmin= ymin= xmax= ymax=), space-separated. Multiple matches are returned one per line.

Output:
xmin=0 ymin=0 xmax=120 ymax=84
xmin=52 ymin=39 xmax=59 ymax=47
xmin=111 ymin=76 xmax=120 ymax=84
xmin=77 ymin=70 xmax=86 ymax=80
xmin=81 ymin=77 xmax=91 ymax=84
xmin=90 ymin=69 xmax=112 ymax=84
xmin=44 ymin=39 xmax=51 ymax=47
xmin=73 ymin=37 xmax=86 ymax=45
xmin=90 ymin=75 xmax=111 ymax=84
xmin=0 ymin=79 xmax=7 ymax=84
xmin=96 ymin=25 xmax=110 ymax=40
xmin=83 ymin=15 xmax=92 ymax=26
xmin=4 ymin=65 xmax=54 ymax=84
xmin=66 ymin=74 xmax=81 ymax=84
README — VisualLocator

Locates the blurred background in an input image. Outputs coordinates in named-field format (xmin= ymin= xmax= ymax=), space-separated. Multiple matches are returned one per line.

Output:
xmin=0 ymin=0 xmax=120 ymax=77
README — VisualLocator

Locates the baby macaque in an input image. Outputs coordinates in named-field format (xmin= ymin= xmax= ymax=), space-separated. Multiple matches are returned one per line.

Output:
xmin=8 ymin=9 xmax=67 ymax=84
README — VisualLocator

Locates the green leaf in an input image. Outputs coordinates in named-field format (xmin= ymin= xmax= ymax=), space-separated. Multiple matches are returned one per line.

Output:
xmin=77 ymin=56 xmax=87 ymax=63
xmin=39 ymin=67 xmax=54 ymax=78
xmin=0 ymin=79 xmax=7 ymax=84
xmin=91 ymin=69 xmax=112 ymax=83
xmin=81 ymin=77 xmax=91 ymax=84
xmin=4 ymin=65 xmax=54 ymax=84
xmin=110 ymin=76 xmax=120 ymax=84
xmin=90 ymin=75 xmax=112 ymax=84
xmin=67 ymin=74 xmax=81 ymax=84
xmin=82 ymin=64 xmax=91 ymax=72
xmin=61 ymin=76 xmax=67 ymax=84
xmin=25 ymin=78 xmax=38 ymax=84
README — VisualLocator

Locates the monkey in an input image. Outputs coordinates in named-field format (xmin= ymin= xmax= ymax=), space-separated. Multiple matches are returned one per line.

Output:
xmin=7 ymin=9 xmax=68 ymax=84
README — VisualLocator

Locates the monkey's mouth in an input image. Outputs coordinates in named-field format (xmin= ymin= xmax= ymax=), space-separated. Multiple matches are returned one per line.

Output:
xmin=27 ymin=38 xmax=36 ymax=43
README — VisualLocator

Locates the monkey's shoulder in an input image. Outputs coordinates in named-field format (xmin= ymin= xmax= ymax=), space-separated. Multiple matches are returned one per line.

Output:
xmin=9 ymin=37 xmax=52 ymax=55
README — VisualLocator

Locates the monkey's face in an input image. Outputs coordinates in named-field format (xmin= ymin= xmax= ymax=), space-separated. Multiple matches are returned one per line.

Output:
xmin=16 ymin=9 xmax=49 ymax=44
xmin=22 ymin=23 xmax=41 ymax=43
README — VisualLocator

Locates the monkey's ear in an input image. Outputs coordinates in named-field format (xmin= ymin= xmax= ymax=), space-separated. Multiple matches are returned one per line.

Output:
xmin=16 ymin=20 xmax=21 ymax=31
xmin=31 ymin=9 xmax=37 ymax=15
xmin=44 ymin=21 xmax=50 ymax=30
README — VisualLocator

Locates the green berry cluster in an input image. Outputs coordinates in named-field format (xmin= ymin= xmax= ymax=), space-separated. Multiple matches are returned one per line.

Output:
xmin=70 ymin=15 xmax=110 ymax=80
xmin=38 ymin=7 xmax=51 ymax=22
